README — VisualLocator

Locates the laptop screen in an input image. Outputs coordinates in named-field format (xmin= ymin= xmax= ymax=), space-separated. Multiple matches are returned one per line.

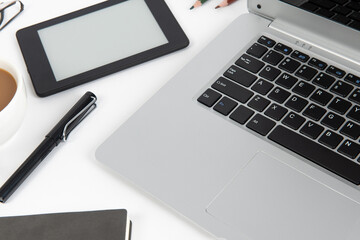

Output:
xmin=280 ymin=0 xmax=360 ymax=32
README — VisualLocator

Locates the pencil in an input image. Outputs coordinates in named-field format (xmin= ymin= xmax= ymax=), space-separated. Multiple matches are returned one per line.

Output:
xmin=190 ymin=0 xmax=209 ymax=10
xmin=215 ymin=0 xmax=237 ymax=9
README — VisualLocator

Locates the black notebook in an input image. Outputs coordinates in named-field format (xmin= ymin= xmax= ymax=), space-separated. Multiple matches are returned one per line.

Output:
xmin=0 ymin=209 xmax=131 ymax=240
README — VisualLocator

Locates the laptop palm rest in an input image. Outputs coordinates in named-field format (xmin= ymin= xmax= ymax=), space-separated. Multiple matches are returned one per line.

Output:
xmin=206 ymin=152 xmax=360 ymax=240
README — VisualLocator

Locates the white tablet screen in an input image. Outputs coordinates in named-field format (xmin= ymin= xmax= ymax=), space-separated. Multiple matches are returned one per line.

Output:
xmin=38 ymin=0 xmax=168 ymax=81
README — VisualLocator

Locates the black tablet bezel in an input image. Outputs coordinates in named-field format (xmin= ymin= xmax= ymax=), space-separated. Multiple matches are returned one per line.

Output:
xmin=16 ymin=0 xmax=189 ymax=97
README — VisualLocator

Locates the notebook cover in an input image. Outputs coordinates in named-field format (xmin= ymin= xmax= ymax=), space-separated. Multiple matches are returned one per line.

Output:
xmin=0 ymin=209 xmax=129 ymax=240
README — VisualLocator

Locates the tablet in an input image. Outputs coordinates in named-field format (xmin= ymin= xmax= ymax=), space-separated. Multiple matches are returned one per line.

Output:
xmin=17 ymin=0 xmax=189 ymax=97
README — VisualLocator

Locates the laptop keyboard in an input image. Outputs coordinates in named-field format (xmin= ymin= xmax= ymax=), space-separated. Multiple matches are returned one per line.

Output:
xmin=299 ymin=0 xmax=360 ymax=31
xmin=197 ymin=35 xmax=360 ymax=185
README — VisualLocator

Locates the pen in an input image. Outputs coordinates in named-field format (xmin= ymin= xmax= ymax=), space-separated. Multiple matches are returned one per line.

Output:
xmin=0 ymin=91 xmax=97 ymax=203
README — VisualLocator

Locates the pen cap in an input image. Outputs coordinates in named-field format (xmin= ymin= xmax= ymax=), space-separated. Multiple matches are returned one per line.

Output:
xmin=46 ymin=91 xmax=97 ymax=143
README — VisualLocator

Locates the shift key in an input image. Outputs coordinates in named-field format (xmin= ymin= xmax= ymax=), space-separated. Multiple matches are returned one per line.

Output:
xmin=212 ymin=77 xmax=254 ymax=103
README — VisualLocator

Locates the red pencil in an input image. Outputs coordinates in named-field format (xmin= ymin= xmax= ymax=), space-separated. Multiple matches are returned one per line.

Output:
xmin=215 ymin=0 xmax=237 ymax=9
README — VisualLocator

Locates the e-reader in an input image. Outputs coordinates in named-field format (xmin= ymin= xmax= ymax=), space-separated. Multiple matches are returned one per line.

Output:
xmin=17 ymin=0 xmax=189 ymax=97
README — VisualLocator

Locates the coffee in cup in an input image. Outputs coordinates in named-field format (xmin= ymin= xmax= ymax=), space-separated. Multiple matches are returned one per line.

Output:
xmin=0 ymin=60 xmax=27 ymax=145
xmin=0 ymin=68 xmax=17 ymax=111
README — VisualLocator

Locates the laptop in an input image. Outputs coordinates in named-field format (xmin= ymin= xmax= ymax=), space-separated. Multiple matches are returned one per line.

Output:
xmin=96 ymin=1 xmax=360 ymax=239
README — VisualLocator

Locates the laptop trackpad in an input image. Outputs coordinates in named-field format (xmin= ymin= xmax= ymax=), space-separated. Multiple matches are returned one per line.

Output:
xmin=206 ymin=152 xmax=360 ymax=240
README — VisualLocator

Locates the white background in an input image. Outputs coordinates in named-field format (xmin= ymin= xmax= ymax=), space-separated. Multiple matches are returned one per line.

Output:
xmin=0 ymin=0 xmax=247 ymax=239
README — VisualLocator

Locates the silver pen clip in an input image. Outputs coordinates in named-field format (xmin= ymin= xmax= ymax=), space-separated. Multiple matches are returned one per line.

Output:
xmin=62 ymin=96 xmax=97 ymax=142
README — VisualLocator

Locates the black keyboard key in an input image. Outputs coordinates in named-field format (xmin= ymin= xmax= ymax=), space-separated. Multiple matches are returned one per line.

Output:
xmin=282 ymin=112 xmax=306 ymax=130
xmin=251 ymin=79 xmax=274 ymax=95
xmin=321 ymin=112 xmax=345 ymax=130
xmin=274 ymin=43 xmax=292 ymax=55
xmin=309 ymin=58 xmax=327 ymax=70
xmin=303 ymin=103 xmax=326 ymax=120
xmin=291 ymin=50 xmax=310 ymax=62
xmin=259 ymin=65 xmax=281 ymax=81
xmin=285 ymin=95 xmax=308 ymax=112
xmin=258 ymin=36 xmax=276 ymax=48
xmin=300 ymin=121 xmax=324 ymax=139
xmin=319 ymin=130 xmax=343 ymax=149
xmin=310 ymin=0 xmax=336 ymax=9
xmin=316 ymin=8 xmax=336 ymax=18
xmin=332 ymin=0 xmax=347 ymax=5
xmin=332 ymin=14 xmax=352 ymax=25
xmin=213 ymin=97 xmax=238 ymax=116
xmin=349 ymin=89 xmax=360 ymax=104
xmin=268 ymin=87 xmax=291 ymax=104
xmin=265 ymin=103 xmax=288 ymax=121
xmin=345 ymin=74 xmax=360 ymax=87
xmin=349 ymin=20 xmax=360 ymax=31
xmin=295 ymin=65 xmax=318 ymax=81
xmin=246 ymin=43 xmax=268 ymax=58
xmin=333 ymin=5 xmax=352 ymax=16
xmin=349 ymin=12 xmax=360 ymax=22
xmin=224 ymin=65 xmax=257 ymax=87
xmin=338 ymin=140 xmax=360 ymax=159
xmin=328 ymin=97 xmax=352 ymax=114
xmin=268 ymin=125 xmax=360 ymax=185
xmin=340 ymin=121 xmax=360 ymax=140
xmin=313 ymin=73 xmax=336 ymax=89
xmin=347 ymin=2 xmax=360 ymax=11
xmin=300 ymin=2 xmax=319 ymax=12
xmin=230 ymin=105 xmax=254 ymax=125
xmin=246 ymin=114 xmax=276 ymax=136
xmin=276 ymin=73 xmax=298 ymax=89
xmin=330 ymin=81 xmax=354 ymax=97
xmin=310 ymin=89 xmax=333 ymax=106
xmin=279 ymin=57 xmax=301 ymax=73
xmin=326 ymin=65 xmax=346 ymax=78
xmin=263 ymin=50 xmax=284 ymax=66
xmin=198 ymin=89 xmax=221 ymax=107
xmin=236 ymin=54 xmax=265 ymax=73
xmin=212 ymin=77 xmax=254 ymax=103
xmin=292 ymin=81 xmax=315 ymax=97
xmin=248 ymin=95 xmax=270 ymax=112
xmin=347 ymin=105 xmax=360 ymax=123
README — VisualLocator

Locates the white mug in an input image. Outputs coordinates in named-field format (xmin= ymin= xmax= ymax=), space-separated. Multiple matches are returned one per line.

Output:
xmin=0 ymin=60 xmax=27 ymax=145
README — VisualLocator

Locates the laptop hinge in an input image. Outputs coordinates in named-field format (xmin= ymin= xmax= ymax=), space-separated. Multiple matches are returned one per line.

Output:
xmin=268 ymin=18 xmax=360 ymax=68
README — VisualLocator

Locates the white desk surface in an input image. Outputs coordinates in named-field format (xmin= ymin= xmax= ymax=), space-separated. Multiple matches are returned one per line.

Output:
xmin=0 ymin=0 xmax=247 ymax=239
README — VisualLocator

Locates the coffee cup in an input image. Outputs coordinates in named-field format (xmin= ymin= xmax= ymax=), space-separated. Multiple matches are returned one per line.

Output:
xmin=0 ymin=60 xmax=27 ymax=145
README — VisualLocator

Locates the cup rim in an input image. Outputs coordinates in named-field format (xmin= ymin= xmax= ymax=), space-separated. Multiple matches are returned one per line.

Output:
xmin=0 ymin=60 xmax=23 ymax=115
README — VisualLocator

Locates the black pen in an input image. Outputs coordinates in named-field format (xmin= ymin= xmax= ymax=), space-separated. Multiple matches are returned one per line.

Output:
xmin=0 ymin=91 xmax=97 ymax=203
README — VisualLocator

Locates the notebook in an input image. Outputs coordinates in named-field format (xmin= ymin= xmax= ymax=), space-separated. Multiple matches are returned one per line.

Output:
xmin=0 ymin=209 xmax=131 ymax=240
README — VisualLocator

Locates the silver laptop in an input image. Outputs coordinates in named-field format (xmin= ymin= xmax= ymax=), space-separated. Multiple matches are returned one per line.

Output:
xmin=96 ymin=1 xmax=360 ymax=239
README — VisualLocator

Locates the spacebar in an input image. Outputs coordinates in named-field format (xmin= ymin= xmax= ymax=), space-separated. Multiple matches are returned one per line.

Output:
xmin=268 ymin=125 xmax=360 ymax=185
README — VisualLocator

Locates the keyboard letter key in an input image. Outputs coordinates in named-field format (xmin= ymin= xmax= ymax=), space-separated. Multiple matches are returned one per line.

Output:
xmin=347 ymin=105 xmax=360 ymax=123
xmin=338 ymin=140 xmax=360 ymax=159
